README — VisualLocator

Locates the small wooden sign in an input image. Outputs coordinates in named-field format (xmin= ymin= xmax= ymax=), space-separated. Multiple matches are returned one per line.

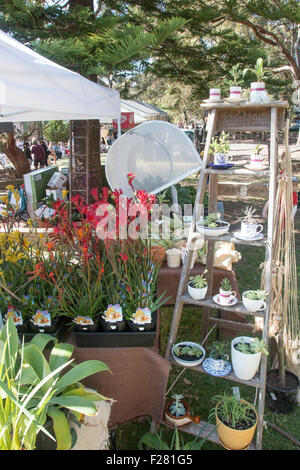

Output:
xmin=215 ymin=107 xmax=285 ymax=132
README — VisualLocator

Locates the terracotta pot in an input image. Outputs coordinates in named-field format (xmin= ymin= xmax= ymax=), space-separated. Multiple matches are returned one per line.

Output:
xmin=150 ymin=245 xmax=165 ymax=268
xmin=215 ymin=400 xmax=258 ymax=450
xmin=165 ymin=399 xmax=201 ymax=427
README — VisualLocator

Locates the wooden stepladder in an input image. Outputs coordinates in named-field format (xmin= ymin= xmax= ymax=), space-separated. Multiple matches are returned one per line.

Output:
xmin=164 ymin=101 xmax=289 ymax=450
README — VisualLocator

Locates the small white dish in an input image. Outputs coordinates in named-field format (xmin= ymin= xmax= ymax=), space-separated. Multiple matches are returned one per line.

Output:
xmin=203 ymin=98 xmax=224 ymax=103
xmin=213 ymin=294 xmax=238 ymax=307
xmin=233 ymin=231 xmax=264 ymax=242
xmin=244 ymin=164 xmax=268 ymax=171
xmin=224 ymin=98 xmax=244 ymax=104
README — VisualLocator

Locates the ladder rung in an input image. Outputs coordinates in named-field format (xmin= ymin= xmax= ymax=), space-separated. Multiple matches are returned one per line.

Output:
xmin=205 ymin=167 xmax=270 ymax=177
xmin=202 ymin=232 xmax=267 ymax=247
xmin=169 ymin=358 xmax=260 ymax=388
xmin=208 ymin=316 xmax=258 ymax=333
xmin=161 ymin=418 xmax=256 ymax=449
xmin=180 ymin=293 xmax=266 ymax=318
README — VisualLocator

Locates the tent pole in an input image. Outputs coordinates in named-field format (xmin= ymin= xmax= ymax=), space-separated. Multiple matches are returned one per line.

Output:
xmin=117 ymin=116 xmax=121 ymax=138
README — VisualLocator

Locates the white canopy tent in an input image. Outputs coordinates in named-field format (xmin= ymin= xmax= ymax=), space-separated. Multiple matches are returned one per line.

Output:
xmin=0 ymin=29 xmax=120 ymax=123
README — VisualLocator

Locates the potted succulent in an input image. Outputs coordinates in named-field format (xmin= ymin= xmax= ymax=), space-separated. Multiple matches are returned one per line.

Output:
xmin=171 ymin=341 xmax=205 ymax=367
xmin=187 ymin=271 xmax=208 ymax=300
xmin=217 ymin=278 xmax=237 ymax=306
xmin=208 ymin=131 xmax=233 ymax=166
xmin=209 ymin=393 xmax=258 ymax=450
xmin=242 ymin=290 xmax=267 ymax=313
xmin=196 ymin=213 xmax=230 ymax=237
xmin=243 ymin=57 xmax=270 ymax=103
xmin=239 ymin=206 xmax=263 ymax=239
xmin=208 ymin=340 xmax=230 ymax=372
xmin=231 ymin=336 xmax=269 ymax=381
xmin=164 ymin=393 xmax=201 ymax=427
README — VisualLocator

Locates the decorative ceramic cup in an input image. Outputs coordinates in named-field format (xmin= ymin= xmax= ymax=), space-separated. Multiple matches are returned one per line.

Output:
xmin=219 ymin=288 xmax=237 ymax=305
xmin=242 ymin=292 xmax=266 ymax=313
xmin=250 ymin=154 xmax=264 ymax=168
xmin=209 ymin=88 xmax=221 ymax=101
xmin=250 ymin=82 xmax=269 ymax=103
xmin=214 ymin=153 xmax=233 ymax=165
xmin=229 ymin=86 xmax=242 ymax=100
xmin=240 ymin=222 xmax=263 ymax=239
xmin=210 ymin=356 xmax=229 ymax=371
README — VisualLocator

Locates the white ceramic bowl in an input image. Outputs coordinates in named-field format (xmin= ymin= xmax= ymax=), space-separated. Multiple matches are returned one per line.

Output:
xmin=172 ymin=341 xmax=205 ymax=367
xmin=196 ymin=221 xmax=230 ymax=237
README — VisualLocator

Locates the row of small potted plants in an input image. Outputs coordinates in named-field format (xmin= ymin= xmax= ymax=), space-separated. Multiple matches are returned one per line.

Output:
xmin=171 ymin=335 xmax=268 ymax=381
xmin=187 ymin=271 xmax=268 ymax=312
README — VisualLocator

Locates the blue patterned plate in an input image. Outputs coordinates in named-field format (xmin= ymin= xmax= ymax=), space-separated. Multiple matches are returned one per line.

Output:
xmin=202 ymin=357 xmax=232 ymax=377
xmin=207 ymin=163 xmax=234 ymax=170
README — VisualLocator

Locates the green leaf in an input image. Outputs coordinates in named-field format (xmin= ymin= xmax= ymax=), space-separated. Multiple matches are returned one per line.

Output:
xmin=138 ymin=431 xmax=170 ymax=450
xmin=49 ymin=396 xmax=97 ymax=416
xmin=54 ymin=360 xmax=110 ymax=392
xmin=49 ymin=343 xmax=74 ymax=373
xmin=30 ymin=333 xmax=58 ymax=352
xmin=22 ymin=344 xmax=52 ymax=384
xmin=47 ymin=406 xmax=72 ymax=450
xmin=61 ymin=386 xmax=109 ymax=402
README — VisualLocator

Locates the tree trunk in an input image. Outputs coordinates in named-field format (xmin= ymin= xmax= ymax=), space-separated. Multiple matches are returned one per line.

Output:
xmin=3 ymin=133 xmax=31 ymax=178
xmin=70 ymin=0 xmax=102 ymax=199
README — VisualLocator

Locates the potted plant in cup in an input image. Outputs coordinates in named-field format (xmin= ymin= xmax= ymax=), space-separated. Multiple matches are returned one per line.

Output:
xmin=208 ymin=131 xmax=232 ymax=166
xmin=171 ymin=341 xmax=205 ymax=367
xmin=164 ymin=393 xmax=201 ymax=427
xmin=238 ymin=206 xmax=264 ymax=240
xmin=249 ymin=144 xmax=265 ymax=169
xmin=243 ymin=57 xmax=270 ymax=103
xmin=208 ymin=340 xmax=230 ymax=372
xmin=209 ymin=393 xmax=258 ymax=450
xmin=216 ymin=278 xmax=237 ymax=306
xmin=231 ymin=336 xmax=269 ymax=381
xmin=242 ymin=290 xmax=268 ymax=313
xmin=187 ymin=271 xmax=208 ymax=300
xmin=197 ymin=213 xmax=230 ymax=237
xmin=226 ymin=64 xmax=243 ymax=101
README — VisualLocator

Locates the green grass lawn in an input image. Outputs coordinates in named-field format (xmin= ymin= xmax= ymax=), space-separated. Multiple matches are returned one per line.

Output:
xmin=114 ymin=198 xmax=300 ymax=451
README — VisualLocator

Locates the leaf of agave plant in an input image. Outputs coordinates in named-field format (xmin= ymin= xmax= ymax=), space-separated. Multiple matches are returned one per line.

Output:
xmin=47 ymin=405 xmax=72 ymax=450
xmin=49 ymin=395 xmax=97 ymax=416
xmin=54 ymin=360 xmax=110 ymax=392
xmin=49 ymin=343 xmax=74 ymax=374
xmin=22 ymin=344 xmax=52 ymax=385
xmin=0 ymin=318 xmax=18 ymax=369
xmin=30 ymin=333 xmax=58 ymax=352
xmin=60 ymin=386 xmax=109 ymax=402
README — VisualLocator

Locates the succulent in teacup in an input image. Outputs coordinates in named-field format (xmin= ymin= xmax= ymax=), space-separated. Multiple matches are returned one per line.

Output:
xmin=220 ymin=278 xmax=232 ymax=292
xmin=244 ymin=290 xmax=268 ymax=301
xmin=189 ymin=271 xmax=207 ymax=289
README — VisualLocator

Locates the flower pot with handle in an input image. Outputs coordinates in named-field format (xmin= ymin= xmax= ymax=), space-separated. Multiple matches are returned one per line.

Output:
xmin=240 ymin=221 xmax=263 ymax=239
xmin=229 ymin=86 xmax=242 ymax=101
xmin=231 ymin=336 xmax=262 ymax=380
xmin=215 ymin=400 xmax=258 ymax=450
xmin=250 ymin=82 xmax=269 ymax=102
xmin=242 ymin=291 xmax=266 ymax=313
xmin=187 ymin=282 xmax=207 ymax=300
xmin=165 ymin=398 xmax=201 ymax=427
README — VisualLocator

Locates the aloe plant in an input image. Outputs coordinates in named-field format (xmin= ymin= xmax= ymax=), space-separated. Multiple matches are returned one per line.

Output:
xmin=0 ymin=318 xmax=111 ymax=450
xmin=243 ymin=58 xmax=267 ymax=83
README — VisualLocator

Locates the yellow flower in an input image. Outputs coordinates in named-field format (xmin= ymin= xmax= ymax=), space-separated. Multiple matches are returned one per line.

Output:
xmin=1 ymin=196 xmax=9 ymax=205
xmin=5 ymin=185 xmax=15 ymax=192
xmin=62 ymin=189 xmax=69 ymax=200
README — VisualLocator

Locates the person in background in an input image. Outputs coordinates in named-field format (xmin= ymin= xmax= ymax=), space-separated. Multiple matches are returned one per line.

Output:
xmin=40 ymin=139 xmax=50 ymax=167
xmin=24 ymin=142 xmax=32 ymax=168
xmin=49 ymin=146 xmax=57 ymax=165
xmin=31 ymin=140 xmax=45 ymax=170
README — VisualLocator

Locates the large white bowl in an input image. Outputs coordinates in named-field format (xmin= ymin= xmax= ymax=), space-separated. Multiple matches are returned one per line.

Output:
xmin=172 ymin=341 xmax=205 ymax=367
xmin=196 ymin=221 xmax=230 ymax=237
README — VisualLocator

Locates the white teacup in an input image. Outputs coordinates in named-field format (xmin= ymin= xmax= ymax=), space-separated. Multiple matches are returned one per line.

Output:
xmin=241 ymin=222 xmax=263 ymax=239
xmin=250 ymin=154 xmax=264 ymax=168
xmin=229 ymin=86 xmax=242 ymax=101
xmin=209 ymin=88 xmax=221 ymax=101
xmin=214 ymin=153 xmax=233 ymax=165
xmin=242 ymin=292 xmax=266 ymax=312
xmin=219 ymin=288 xmax=237 ymax=305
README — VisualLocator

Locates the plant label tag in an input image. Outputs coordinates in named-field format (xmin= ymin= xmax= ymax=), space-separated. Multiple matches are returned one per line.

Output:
xmin=232 ymin=387 xmax=241 ymax=401
xmin=270 ymin=392 xmax=277 ymax=401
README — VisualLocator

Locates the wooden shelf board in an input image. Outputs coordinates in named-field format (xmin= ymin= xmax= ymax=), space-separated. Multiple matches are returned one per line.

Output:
xmin=161 ymin=419 xmax=256 ymax=450
xmin=169 ymin=357 xmax=260 ymax=388
xmin=181 ymin=293 xmax=266 ymax=318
